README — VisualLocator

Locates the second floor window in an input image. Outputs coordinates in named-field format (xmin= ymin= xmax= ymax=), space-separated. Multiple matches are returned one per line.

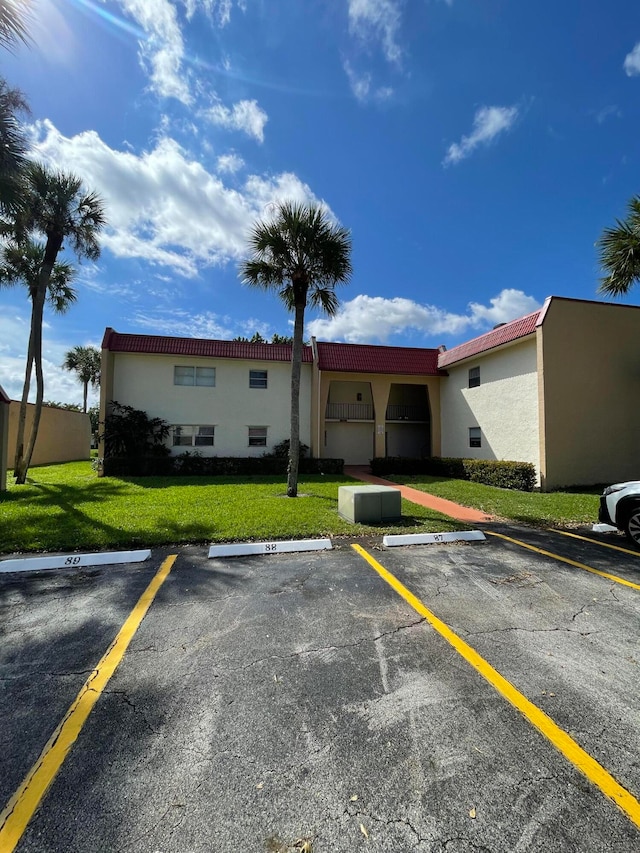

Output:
xmin=468 ymin=366 xmax=480 ymax=388
xmin=174 ymin=366 xmax=216 ymax=387
xmin=249 ymin=370 xmax=268 ymax=389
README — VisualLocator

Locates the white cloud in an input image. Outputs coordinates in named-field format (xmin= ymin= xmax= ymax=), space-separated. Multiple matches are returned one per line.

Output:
xmin=307 ymin=289 xmax=540 ymax=343
xmin=0 ymin=311 xmax=99 ymax=408
xmin=30 ymin=120 xmax=326 ymax=278
xmin=344 ymin=61 xmax=372 ymax=102
xmin=624 ymin=42 xmax=640 ymax=76
xmin=443 ymin=105 xmax=518 ymax=166
xmin=466 ymin=288 xmax=540 ymax=327
xmin=348 ymin=0 xmax=402 ymax=65
xmin=594 ymin=105 xmax=621 ymax=124
xmin=204 ymin=99 xmax=269 ymax=143
xmin=344 ymin=60 xmax=395 ymax=103
xmin=131 ymin=308 xmax=271 ymax=340
xmin=217 ymin=153 xmax=245 ymax=173
xmin=117 ymin=0 xmax=192 ymax=103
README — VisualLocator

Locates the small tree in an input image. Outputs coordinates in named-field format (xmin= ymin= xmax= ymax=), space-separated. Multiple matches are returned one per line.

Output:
xmin=62 ymin=345 xmax=101 ymax=412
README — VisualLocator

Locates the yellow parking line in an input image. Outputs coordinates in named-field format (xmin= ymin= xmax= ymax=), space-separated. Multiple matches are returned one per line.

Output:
xmin=486 ymin=531 xmax=640 ymax=591
xmin=0 ymin=554 xmax=178 ymax=853
xmin=351 ymin=543 xmax=640 ymax=830
xmin=551 ymin=528 xmax=640 ymax=558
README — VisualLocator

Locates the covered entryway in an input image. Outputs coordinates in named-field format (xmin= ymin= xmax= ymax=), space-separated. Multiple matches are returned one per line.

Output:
xmin=325 ymin=422 xmax=374 ymax=465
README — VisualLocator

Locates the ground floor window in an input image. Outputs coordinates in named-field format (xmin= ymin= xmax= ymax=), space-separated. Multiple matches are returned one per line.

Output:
xmin=248 ymin=426 xmax=267 ymax=447
xmin=469 ymin=426 xmax=481 ymax=448
xmin=172 ymin=425 xmax=215 ymax=446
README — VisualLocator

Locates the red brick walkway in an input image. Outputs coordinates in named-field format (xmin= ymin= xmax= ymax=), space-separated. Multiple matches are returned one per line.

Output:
xmin=344 ymin=466 xmax=492 ymax=524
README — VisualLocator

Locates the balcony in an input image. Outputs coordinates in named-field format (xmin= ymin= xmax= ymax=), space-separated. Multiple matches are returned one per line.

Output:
xmin=385 ymin=404 xmax=429 ymax=422
xmin=325 ymin=402 xmax=374 ymax=420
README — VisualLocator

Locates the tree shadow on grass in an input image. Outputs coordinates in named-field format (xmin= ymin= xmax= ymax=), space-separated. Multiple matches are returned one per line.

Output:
xmin=0 ymin=480 xmax=224 ymax=554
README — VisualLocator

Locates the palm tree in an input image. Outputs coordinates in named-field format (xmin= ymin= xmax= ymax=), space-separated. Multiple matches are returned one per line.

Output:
xmin=598 ymin=196 xmax=640 ymax=297
xmin=0 ymin=0 xmax=32 ymax=50
xmin=10 ymin=163 xmax=105 ymax=483
xmin=0 ymin=240 xmax=76 ymax=476
xmin=240 ymin=201 xmax=352 ymax=497
xmin=62 ymin=345 xmax=101 ymax=412
xmin=0 ymin=79 xmax=29 ymax=212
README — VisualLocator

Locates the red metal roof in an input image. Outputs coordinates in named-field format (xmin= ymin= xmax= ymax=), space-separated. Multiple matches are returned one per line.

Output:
xmin=437 ymin=310 xmax=541 ymax=368
xmin=102 ymin=329 xmax=313 ymax=363
xmin=316 ymin=341 xmax=443 ymax=375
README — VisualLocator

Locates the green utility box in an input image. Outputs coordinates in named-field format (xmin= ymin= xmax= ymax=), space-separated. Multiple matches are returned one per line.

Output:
xmin=338 ymin=485 xmax=402 ymax=524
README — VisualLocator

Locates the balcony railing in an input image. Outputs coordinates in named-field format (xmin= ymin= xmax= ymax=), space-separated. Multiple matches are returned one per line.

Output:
xmin=325 ymin=402 xmax=374 ymax=420
xmin=385 ymin=405 xmax=429 ymax=422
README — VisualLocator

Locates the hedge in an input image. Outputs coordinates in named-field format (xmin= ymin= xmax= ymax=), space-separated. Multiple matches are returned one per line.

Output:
xmin=370 ymin=456 xmax=536 ymax=492
xmin=102 ymin=453 xmax=344 ymax=477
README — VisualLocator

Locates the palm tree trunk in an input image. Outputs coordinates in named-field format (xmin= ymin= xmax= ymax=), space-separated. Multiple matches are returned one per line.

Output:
xmin=13 ymin=344 xmax=34 ymax=477
xmin=83 ymin=380 xmax=88 ymax=413
xmin=15 ymin=238 xmax=61 ymax=483
xmin=287 ymin=299 xmax=306 ymax=497
xmin=15 ymin=283 xmax=46 ymax=483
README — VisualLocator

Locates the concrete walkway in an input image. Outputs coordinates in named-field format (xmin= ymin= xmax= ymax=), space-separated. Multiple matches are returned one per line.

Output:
xmin=344 ymin=466 xmax=493 ymax=524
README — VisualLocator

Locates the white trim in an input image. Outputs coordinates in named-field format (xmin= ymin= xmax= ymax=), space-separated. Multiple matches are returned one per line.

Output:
xmin=0 ymin=549 xmax=152 ymax=573
xmin=208 ymin=539 xmax=333 ymax=558
xmin=383 ymin=531 xmax=486 ymax=547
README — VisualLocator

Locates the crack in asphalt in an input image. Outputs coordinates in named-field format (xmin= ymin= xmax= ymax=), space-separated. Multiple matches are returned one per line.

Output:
xmin=465 ymin=625 xmax=600 ymax=637
xmin=233 ymin=618 xmax=426 ymax=671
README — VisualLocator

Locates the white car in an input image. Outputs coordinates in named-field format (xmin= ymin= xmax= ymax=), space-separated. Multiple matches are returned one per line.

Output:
xmin=598 ymin=481 xmax=640 ymax=545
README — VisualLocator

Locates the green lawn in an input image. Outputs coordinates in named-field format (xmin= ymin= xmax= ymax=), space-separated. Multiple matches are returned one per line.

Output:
xmin=0 ymin=462 xmax=459 ymax=555
xmin=387 ymin=475 xmax=600 ymax=527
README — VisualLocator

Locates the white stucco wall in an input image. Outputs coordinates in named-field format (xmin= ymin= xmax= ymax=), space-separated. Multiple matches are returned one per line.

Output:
xmin=440 ymin=339 xmax=540 ymax=472
xmin=110 ymin=353 xmax=312 ymax=456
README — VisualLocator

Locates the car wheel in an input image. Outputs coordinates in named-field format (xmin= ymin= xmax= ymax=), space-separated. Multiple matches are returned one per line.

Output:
xmin=625 ymin=507 xmax=640 ymax=546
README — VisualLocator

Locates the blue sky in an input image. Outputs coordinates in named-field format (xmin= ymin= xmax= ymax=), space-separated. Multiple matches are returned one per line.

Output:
xmin=1 ymin=0 xmax=640 ymax=408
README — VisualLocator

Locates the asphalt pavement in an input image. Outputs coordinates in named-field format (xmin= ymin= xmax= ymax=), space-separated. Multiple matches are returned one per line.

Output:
xmin=0 ymin=528 xmax=639 ymax=852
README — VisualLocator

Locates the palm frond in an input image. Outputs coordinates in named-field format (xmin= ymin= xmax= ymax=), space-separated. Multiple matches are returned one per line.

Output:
xmin=597 ymin=197 xmax=640 ymax=297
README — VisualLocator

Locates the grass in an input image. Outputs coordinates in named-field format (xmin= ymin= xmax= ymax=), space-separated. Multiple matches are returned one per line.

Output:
xmin=0 ymin=462 xmax=460 ymax=555
xmin=386 ymin=474 xmax=601 ymax=527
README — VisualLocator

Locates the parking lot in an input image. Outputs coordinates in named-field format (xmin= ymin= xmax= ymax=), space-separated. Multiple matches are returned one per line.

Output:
xmin=0 ymin=526 xmax=639 ymax=852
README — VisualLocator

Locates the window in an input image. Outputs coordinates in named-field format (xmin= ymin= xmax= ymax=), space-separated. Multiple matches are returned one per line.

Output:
xmin=172 ymin=425 xmax=215 ymax=447
xmin=468 ymin=366 xmax=480 ymax=388
xmin=469 ymin=427 xmax=481 ymax=448
xmin=249 ymin=370 xmax=268 ymax=389
xmin=174 ymin=366 xmax=216 ymax=387
xmin=248 ymin=426 xmax=267 ymax=447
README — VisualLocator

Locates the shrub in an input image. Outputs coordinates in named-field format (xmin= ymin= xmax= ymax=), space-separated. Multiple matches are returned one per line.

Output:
xmin=267 ymin=439 xmax=309 ymax=459
xmin=101 ymin=402 xmax=170 ymax=459
xmin=102 ymin=453 xmax=344 ymax=478
xmin=370 ymin=456 xmax=536 ymax=492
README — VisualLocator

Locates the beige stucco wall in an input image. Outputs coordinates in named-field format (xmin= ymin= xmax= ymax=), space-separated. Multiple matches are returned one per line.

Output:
xmin=8 ymin=403 xmax=90 ymax=466
xmin=538 ymin=298 xmax=640 ymax=489
xmin=325 ymin=421 xmax=374 ymax=464
xmin=440 ymin=338 xmax=540 ymax=474
xmin=107 ymin=352 xmax=312 ymax=456
xmin=311 ymin=368 xmax=441 ymax=460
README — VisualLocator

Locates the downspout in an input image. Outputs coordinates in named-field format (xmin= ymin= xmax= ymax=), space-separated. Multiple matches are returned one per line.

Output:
xmin=311 ymin=336 xmax=320 ymax=457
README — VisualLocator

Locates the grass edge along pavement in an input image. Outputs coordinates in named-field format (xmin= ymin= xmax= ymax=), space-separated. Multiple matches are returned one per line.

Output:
xmin=0 ymin=461 xmax=463 ymax=556
xmin=384 ymin=474 xmax=600 ymax=528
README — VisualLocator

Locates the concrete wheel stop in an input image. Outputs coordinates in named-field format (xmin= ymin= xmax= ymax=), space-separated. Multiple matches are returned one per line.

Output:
xmin=0 ymin=549 xmax=152 ymax=573
xmin=208 ymin=539 xmax=333 ymax=558
xmin=383 ymin=531 xmax=486 ymax=547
